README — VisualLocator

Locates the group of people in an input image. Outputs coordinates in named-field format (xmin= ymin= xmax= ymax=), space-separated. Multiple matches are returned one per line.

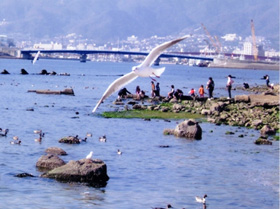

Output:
xmin=167 ymin=85 xmax=183 ymax=100
xmin=169 ymin=75 xmax=234 ymax=100
xmin=118 ymin=81 xmax=160 ymax=100
xmin=150 ymin=81 xmax=160 ymax=97
xmin=118 ymin=73 xmax=273 ymax=101
xmin=191 ymin=75 xmax=234 ymax=99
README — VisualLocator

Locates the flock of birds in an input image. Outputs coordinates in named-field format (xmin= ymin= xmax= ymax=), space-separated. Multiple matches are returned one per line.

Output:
xmin=0 ymin=128 xmax=122 ymax=156
xmin=85 ymin=134 xmax=122 ymax=160
xmin=2 ymin=127 xmax=206 ymax=208
xmin=0 ymin=128 xmax=46 ymax=145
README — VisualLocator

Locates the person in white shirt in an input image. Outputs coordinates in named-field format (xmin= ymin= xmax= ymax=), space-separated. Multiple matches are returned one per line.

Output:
xmin=226 ymin=75 xmax=234 ymax=99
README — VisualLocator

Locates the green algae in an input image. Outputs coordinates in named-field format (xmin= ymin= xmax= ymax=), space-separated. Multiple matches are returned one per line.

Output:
xmin=101 ymin=109 xmax=203 ymax=119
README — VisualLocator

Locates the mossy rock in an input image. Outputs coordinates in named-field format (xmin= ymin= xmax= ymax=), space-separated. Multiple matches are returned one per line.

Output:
xmin=255 ymin=138 xmax=272 ymax=145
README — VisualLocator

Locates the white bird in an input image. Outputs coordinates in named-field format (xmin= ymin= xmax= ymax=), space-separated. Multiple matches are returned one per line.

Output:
xmin=34 ymin=130 xmax=42 ymax=134
xmin=86 ymin=132 xmax=92 ymax=137
xmin=86 ymin=151 xmax=93 ymax=159
xmin=92 ymin=35 xmax=190 ymax=113
xmin=195 ymin=194 xmax=207 ymax=204
xmin=34 ymin=136 xmax=42 ymax=142
xmin=117 ymin=149 xmax=122 ymax=155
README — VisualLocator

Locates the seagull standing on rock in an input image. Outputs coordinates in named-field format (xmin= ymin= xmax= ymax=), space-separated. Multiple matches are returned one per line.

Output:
xmin=92 ymin=35 xmax=190 ymax=113
xmin=86 ymin=151 xmax=93 ymax=160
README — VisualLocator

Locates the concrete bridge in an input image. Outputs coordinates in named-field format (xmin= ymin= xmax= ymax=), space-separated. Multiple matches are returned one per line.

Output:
xmin=21 ymin=49 xmax=214 ymax=64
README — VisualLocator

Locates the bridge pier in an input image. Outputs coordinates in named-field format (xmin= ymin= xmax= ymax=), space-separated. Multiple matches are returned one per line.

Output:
xmin=80 ymin=54 xmax=87 ymax=62
xmin=154 ymin=57 xmax=160 ymax=66
xmin=22 ymin=53 xmax=33 ymax=60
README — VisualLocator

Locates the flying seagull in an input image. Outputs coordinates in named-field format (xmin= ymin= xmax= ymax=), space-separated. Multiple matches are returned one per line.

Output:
xmin=32 ymin=51 xmax=40 ymax=65
xmin=92 ymin=35 xmax=190 ymax=113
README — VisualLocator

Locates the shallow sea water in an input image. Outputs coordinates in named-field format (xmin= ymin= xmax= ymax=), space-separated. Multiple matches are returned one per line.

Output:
xmin=0 ymin=59 xmax=279 ymax=209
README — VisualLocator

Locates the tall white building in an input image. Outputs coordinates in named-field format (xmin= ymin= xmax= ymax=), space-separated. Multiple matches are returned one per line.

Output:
xmin=243 ymin=42 xmax=253 ymax=55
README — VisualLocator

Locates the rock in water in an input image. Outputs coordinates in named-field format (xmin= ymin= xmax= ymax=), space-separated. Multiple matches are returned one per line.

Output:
xmin=20 ymin=68 xmax=29 ymax=75
xmin=173 ymin=119 xmax=202 ymax=140
xmin=45 ymin=147 xmax=68 ymax=156
xmin=41 ymin=159 xmax=109 ymax=186
xmin=36 ymin=154 xmax=66 ymax=170
xmin=59 ymin=136 xmax=80 ymax=144
xmin=260 ymin=125 xmax=276 ymax=136
xmin=15 ymin=173 xmax=35 ymax=178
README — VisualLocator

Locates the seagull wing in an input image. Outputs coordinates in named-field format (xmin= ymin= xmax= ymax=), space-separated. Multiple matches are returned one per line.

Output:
xmin=32 ymin=51 xmax=40 ymax=64
xmin=140 ymin=35 xmax=190 ymax=67
xmin=92 ymin=72 xmax=138 ymax=113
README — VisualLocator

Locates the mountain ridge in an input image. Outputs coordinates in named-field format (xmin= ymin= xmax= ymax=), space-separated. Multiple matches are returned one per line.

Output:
xmin=0 ymin=0 xmax=278 ymax=46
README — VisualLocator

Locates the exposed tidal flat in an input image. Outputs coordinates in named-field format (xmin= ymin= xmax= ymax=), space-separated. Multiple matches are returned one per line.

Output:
xmin=0 ymin=59 xmax=279 ymax=209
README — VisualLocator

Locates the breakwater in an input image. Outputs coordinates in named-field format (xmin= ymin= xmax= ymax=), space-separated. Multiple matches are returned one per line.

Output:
xmin=209 ymin=58 xmax=279 ymax=70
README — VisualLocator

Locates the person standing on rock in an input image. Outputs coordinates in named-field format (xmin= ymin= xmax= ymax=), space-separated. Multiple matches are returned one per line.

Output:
xmin=151 ymin=81 xmax=155 ymax=97
xmin=155 ymin=82 xmax=160 ymax=97
xmin=135 ymin=86 xmax=141 ymax=100
xmin=264 ymin=75 xmax=274 ymax=89
xmin=206 ymin=77 xmax=214 ymax=100
xmin=226 ymin=75 xmax=234 ymax=99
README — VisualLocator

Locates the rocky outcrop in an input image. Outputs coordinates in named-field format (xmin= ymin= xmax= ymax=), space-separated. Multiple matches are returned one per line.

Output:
xmin=41 ymin=159 xmax=109 ymax=186
xmin=1 ymin=69 xmax=10 ymax=74
xmin=20 ymin=68 xmax=29 ymax=75
xmin=59 ymin=136 xmax=80 ymax=144
xmin=174 ymin=119 xmax=202 ymax=139
xmin=39 ymin=69 xmax=57 ymax=75
xmin=255 ymin=136 xmax=273 ymax=145
xmin=173 ymin=94 xmax=279 ymax=130
xmin=45 ymin=147 xmax=67 ymax=155
xmin=260 ymin=125 xmax=276 ymax=136
xmin=110 ymin=85 xmax=279 ymax=132
xmin=164 ymin=119 xmax=202 ymax=140
xmin=234 ymin=95 xmax=250 ymax=103
xmin=36 ymin=154 xmax=66 ymax=170
xmin=15 ymin=173 xmax=35 ymax=178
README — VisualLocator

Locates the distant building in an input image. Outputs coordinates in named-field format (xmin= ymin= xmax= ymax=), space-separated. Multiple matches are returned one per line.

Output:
xmin=127 ymin=35 xmax=138 ymax=42
xmin=257 ymin=45 xmax=265 ymax=56
xmin=33 ymin=42 xmax=62 ymax=50
xmin=221 ymin=34 xmax=238 ymax=41
xmin=86 ymin=44 xmax=95 ymax=50
xmin=243 ymin=41 xmax=265 ymax=57
xmin=76 ymin=43 xmax=85 ymax=50
xmin=243 ymin=42 xmax=253 ymax=55
xmin=265 ymin=50 xmax=280 ymax=58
